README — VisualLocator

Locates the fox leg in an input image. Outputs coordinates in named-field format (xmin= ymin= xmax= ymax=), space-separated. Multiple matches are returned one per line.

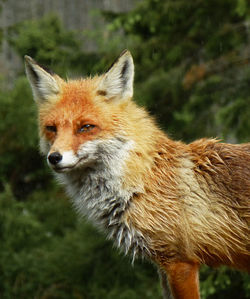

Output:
xmin=158 ymin=267 xmax=173 ymax=299
xmin=162 ymin=261 xmax=200 ymax=299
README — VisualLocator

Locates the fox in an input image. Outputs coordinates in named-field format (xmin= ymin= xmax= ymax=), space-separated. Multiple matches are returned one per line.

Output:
xmin=24 ymin=50 xmax=250 ymax=299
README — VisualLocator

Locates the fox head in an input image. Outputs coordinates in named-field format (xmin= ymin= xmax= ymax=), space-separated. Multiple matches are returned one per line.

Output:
xmin=25 ymin=51 xmax=136 ymax=173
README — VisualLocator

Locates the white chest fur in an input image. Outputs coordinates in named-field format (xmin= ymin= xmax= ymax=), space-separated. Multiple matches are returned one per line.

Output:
xmin=56 ymin=137 xmax=149 ymax=260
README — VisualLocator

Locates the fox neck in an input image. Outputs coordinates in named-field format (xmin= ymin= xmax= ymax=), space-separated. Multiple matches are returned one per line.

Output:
xmin=55 ymin=136 xmax=150 ymax=260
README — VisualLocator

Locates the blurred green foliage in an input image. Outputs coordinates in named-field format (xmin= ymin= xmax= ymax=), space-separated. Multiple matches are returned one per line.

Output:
xmin=0 ymin=1 xmax=249 ymax=298
xmin=7 ymin=14 xmax=100 ymax=76
xmin=0 ymin=186 xmax=161 ymax=299
xmin=0 ymin=1 xmax=3 ymax=46
xmin=104 ymin=0 xmax=250 ymax=142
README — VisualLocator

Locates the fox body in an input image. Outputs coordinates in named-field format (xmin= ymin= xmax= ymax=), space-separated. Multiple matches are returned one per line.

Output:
xmin=25 ymin=51 xmax=250 ymax=299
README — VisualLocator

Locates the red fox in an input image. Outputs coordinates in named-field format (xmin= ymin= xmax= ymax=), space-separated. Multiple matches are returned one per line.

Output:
xmin=25 ymin=50 xmax=250 ymax=299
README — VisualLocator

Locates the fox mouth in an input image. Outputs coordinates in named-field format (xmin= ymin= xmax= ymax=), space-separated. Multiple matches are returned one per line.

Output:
xmin=52 ymin=160 xmax=83 ymax=173
xmin=51 ymin=155 xmax=94 ymax=172
xmin=52 ymin=164 xmax=77 ymax=172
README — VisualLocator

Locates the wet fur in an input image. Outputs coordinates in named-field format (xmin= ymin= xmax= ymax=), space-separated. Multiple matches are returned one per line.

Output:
xmin=25 ymin=52 xmax=250 ymax=299
xmin=125 ymin=137 xmax=250 ymax=270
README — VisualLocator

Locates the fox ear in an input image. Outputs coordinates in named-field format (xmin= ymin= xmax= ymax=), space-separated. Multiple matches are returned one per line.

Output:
xmin=24 ymin=56 xmax=61 ymax=102
xmin=98 ymin=50 xmax=134 ymax=101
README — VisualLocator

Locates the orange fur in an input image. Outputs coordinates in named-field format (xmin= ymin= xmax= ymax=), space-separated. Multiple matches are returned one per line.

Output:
xmin=165 ymin=262 xmax=200 ymax=299
xmin=25 ymin=52 xmax=250 ymax=299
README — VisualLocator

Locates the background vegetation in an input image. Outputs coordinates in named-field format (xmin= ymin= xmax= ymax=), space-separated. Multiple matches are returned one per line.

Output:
xmin=0 ymin=0 xmax=249 ymax=298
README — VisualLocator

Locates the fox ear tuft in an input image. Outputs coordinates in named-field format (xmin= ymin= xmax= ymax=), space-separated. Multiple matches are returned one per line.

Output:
xmin=24 ymin=56 xmax=60 ymax=102
xmin=98 ymin=50 xmax=134 ymax=101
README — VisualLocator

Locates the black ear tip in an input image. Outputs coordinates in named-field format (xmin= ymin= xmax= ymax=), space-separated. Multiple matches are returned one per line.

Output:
xmin=119 ymin=49 xmax=132 ymax=58
xmin=24 ymin=56 xmax=55 ymax=76
xmin=24 ymin=55 xmax=35 ymax=65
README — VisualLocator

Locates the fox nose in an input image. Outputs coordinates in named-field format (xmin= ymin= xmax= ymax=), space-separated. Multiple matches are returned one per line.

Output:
xmin=48 ymin=152 xmax=63 ymax=165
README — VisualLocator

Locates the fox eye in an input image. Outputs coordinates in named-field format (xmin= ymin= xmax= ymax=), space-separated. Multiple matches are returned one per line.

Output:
xmin=78 ymin=124 xmax=95 ymax=133
xmin=46 ymin=125 xmax=57 ymax=133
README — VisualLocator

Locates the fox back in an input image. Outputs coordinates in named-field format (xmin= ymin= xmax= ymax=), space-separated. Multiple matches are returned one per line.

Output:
xmin=25 ymin=51 xmax=250 ymax=299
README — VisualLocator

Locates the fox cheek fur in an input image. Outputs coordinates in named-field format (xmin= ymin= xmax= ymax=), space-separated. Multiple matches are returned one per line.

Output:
xmin=25 ymin=51 xmax=250 ymax=299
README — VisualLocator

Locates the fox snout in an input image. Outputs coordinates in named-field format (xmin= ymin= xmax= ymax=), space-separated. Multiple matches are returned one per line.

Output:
xmin=47 ymin=150 xmax=80 ymax=172
xmin=48 ymin=152 xmax=63 ymax=165
xmin=46 ymin=143 xmax=100 ymax=172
